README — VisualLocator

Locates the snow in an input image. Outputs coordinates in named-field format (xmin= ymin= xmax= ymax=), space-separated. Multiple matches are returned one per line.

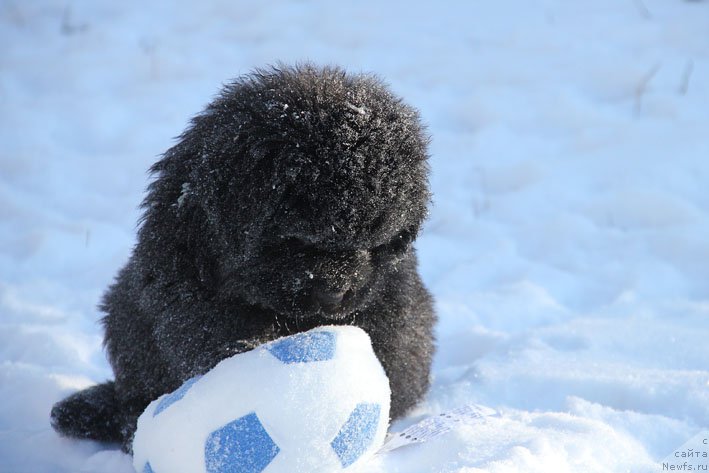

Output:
xmin=1 ymin=0 xmax=708 ymax=471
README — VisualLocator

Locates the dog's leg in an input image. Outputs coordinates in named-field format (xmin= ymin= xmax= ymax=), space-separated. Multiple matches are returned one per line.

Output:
xmin=366 ymin=274 xmax=436 ymax=419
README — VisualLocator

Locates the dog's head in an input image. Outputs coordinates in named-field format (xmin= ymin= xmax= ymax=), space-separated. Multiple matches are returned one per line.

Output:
xmin=144 ymin=64 xmax=430 ymax=321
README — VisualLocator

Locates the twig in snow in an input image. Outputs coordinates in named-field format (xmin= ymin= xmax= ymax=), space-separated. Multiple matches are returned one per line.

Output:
xmin=633 ymin=0 xmax=653 ymax=19
xmin=4 ymin=1 xmax=26 ymax=26
xmin=634 ymin=63 xmax=661 ymax=116
xmin=139 ymin=37 xmax=160 ymax=79
xmin=60 ymin=5 xmax=88 ymax=35
xmin=678 ymin=59 xmax=694 ymax=95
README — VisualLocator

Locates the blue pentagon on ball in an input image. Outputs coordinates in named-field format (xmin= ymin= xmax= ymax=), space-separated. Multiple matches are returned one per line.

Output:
xmin=266 ymin=330 xmax=336 ymax=363
xmin=205 ymin=412 xmax=280 ymax=473
xmin=331 ymin=403 xmax=382 ymax=468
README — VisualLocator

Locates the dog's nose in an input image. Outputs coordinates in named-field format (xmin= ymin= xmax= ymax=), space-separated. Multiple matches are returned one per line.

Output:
xmin=314 ymin=287 xmax=347 ymax=311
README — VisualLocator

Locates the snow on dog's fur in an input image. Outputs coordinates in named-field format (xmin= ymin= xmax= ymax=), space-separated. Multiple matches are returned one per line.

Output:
xmin=50 ymin=64 xmax=436 ymax=452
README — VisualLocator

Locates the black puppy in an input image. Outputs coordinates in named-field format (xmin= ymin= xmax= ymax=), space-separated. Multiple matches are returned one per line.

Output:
xmin=51 ymin=64 xmax=435 ymax=453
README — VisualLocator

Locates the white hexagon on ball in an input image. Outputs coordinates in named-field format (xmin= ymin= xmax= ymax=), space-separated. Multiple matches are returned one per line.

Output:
xmin=132 ymin=326 xmax=391 ymax=473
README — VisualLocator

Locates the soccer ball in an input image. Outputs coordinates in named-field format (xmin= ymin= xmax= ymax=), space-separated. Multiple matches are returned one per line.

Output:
xmin=132 ymin=326 xmax=391 ymax=473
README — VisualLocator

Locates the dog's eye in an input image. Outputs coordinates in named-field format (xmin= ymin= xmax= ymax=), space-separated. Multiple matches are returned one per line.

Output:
xmin=279 ymin=236 xmax=312 ymax=251
xmin=373 ymin=229 xmax=414 ymax=257
xmin=389 ymin=229 xmax=414 ymax=253
xmin=261 ymin=236 xmax=310 ymax=256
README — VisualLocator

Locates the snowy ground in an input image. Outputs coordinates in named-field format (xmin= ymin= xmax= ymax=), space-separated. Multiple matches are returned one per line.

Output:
xmin=2 ymin=1 xmax=708 ymax=472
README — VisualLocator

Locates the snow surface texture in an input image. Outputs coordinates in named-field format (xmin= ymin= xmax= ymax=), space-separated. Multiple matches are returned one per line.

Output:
xmin=1 ymin=1 xmax=708 ymax=472
xmin=132 ymin=326 xmax=390 ymax=473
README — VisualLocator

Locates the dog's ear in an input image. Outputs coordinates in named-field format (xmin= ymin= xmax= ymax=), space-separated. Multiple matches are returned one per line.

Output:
xmin=176 ymin=182 xmax=220 ymax=292
xmin=136 ymin=136 xmax=220 ymax=294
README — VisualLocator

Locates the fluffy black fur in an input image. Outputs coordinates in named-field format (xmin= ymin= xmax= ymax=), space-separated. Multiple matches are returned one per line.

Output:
xmin=51 ymin=64 xmax=435 ymax=453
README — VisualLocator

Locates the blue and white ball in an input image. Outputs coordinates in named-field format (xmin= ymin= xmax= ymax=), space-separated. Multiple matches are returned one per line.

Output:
xmin=132 ymin=326 xmax=391 ymax=473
